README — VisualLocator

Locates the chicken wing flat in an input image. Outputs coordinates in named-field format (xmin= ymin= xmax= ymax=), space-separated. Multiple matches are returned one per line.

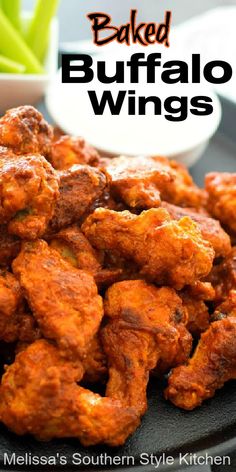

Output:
xmin=102 ymin=281 xmax=192 ymax=416
xmin=103 ymin=155 xmax=205 ymax=210
xmin=205 ymin=172 xmax=236 ymax=234
xmin=50 ymin=135 xmax=100 ymax=170
xmin=0 ymin=106 xmax=53 ymax=158
xmin=180 ymin=282 xmax=215 ymax=336
xmin=165 ymin=315 xmax=236 ymax=410
xmin=82 ymin=208 xmax=214 ymax=290
xmin=12 ymin=240 xmax=103 ymax=359
xmin=162 ymin=201 xmax=231 ymax=259
xmin=46 ymin=165 xmax=106 ymax=235
xmin=0 ymin=340 xmax=139 ymax=446
xmin=50 ymin=225 xmax=123 ymax=289
xmin=206 ymin=247 xmax=236 ymax=304
xmin=0 ymin=152 xmax=59 ymax=240
xmin=0 ymin=225 xmax=20 ymax=267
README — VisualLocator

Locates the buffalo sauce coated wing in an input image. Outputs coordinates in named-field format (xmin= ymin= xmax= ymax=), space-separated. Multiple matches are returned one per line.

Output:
xmin=0 ymin=340 xmax=140 ymax=446
xmin=161 ymin=201 xmax=231 ymax=259
xmin=50 ymin=225 xmax=123 ymax=289
xmin=206 ymin=247 xmax=236 ymax=304
xmin=12 ymin=240 xmax=103 ymax=359
xmin=0 ymin=106 xmax=53 ymax=158
xmin=205 ymin=172 xmax=236 ymax=235
xmin=0 ymin=152 xmax=59 ymax=240
xmin=103 ymin=155 xmax=205 ymax=210
xmin=46 ymin=165 xmax=106 ymax=234
xmin=102 ymin=280 xmax=192 ymax=415
xmin=82 ymin=208 xmax=214 ymax=290
xmin=50 ymin=135 xmax=100 ymax=170
xmin=165 ymin=315 xmax=236 ymax=410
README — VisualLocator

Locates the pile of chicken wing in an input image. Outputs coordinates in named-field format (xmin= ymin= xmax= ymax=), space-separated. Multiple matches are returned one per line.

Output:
xmin=0 ymin=105 xmax=235 ymax=446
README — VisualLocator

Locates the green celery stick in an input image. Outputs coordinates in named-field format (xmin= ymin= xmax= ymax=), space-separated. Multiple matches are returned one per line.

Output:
xmin=0 ymin=8 xmax=44 ymax=73
xmin=26 ymin=0 xmax=59 ymax=62
xmin=2 ymin=0 xmax=21 ymax=31
xmin=0 ymin=54 xmax=25 ymax=73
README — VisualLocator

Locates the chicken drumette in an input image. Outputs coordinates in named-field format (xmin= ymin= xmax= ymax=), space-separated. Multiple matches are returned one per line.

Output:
xmin=0 ymin=106 xmax=53 ymax=158
xmin=82 ymin=208 xmax=214 ymax=290
xmin=0 ymin=151 xmax=59 ymax=240
xmin=165 ymin=296 xmax=236 ymax=410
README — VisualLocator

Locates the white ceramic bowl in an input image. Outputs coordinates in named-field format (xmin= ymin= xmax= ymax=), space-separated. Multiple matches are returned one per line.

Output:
xmin=0 ymin=14 xmax=58 ymax=114
xmin=46 ymin=49 xmax=221 ymax=167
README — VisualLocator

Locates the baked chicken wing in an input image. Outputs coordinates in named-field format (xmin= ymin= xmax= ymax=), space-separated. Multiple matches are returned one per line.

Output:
xmin=0 ymin=340 xmax=139 ymax=446
xmin=165 ymin=315 xmax=236 ymax=410
xmin=0 ymin=106 xmax=53 ymax=158
xmin=103 ymin=155 xmax=205 ymax=210
xmin=82 ymin=208 xmax=214 ymax=290
xmin=102 ymin=281 xmax=192 ymax=415
xmin=12 ymin=240 xmax=103 ymax=359
xmin=50 ymin=225 xmax=123 ymax=289
xmin=162 ymin=201 xmax=231 ymax=259
xmin=46 ymin=165 xmax=106 ymax=235
xmin=205 ymin=172 xmax=236 ymax=235
xmin=0 ymin=152 xmax=59 ymax=240
xmin=50 ymin=135 xmax=99 ymax=170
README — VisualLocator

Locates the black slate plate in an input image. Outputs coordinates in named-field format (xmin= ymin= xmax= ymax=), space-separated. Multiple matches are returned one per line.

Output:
xmin=0 ymin=97 xmax=236 ymax=471
xmin=0 ymin=378 xmax=236 ymax=471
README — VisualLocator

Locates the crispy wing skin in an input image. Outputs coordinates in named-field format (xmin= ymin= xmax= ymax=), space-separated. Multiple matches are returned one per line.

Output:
xmin=180 ymin=282 xmax=215 ymax=336
xmin=0 ymin=106 xmax=53 ymax=158
xmin=50 ymin=135 xmax=99 ymax=170
xmin=103 ymin=155 xmax=173 ymax=208
xmin=46 ymin=165 xmax=106 ymax=235
xmin=205 ymin=172 xmax=236 ymax=234
xmin=103 ymin=155 xmax=205 ymax=210
xmin=165 ymin=316 xmax=236 ymax=410
xmin=50 ymin=225 xmax=123 ymax=289
xmin=0 ymin=340 xmax=139 ymax=446
xmin=0 ymin=152 xmax=59 ymax=240
xmin=12 ymin=240 xmax=103 ymax=359
xmin=162 ymin=201 xmax=231 ymax=259
xmin=206 ymin=247 xmax=236 ymax=304
xmin=0 ymin=225 xmax=20 ymax=267
xmin=102 ymin=281 xmax=192 ymax=415
xmin=82 ymin=208 xmax=214 ymax=290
